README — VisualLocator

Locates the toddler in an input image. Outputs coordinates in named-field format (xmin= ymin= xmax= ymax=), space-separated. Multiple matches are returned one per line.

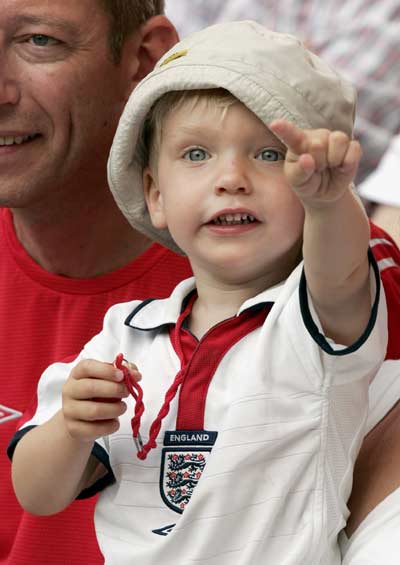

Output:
xmin=10 ymin=21 xmax=387 ymax=565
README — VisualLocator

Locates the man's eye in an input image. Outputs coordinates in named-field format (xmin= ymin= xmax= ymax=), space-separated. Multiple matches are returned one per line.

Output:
xmin=30 ymin=34 xmax=58 ymax=47
xmin=183 ymin=148 xmax=209 ymax=162
xmin=256 ymin=148 xmax=285 ymax=162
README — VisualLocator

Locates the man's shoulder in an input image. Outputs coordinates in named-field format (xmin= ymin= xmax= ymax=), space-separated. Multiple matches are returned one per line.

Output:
xmin=369 ymin=222 xmax=400 ymax=361
xmin=369 ymin=221 xmax=400 ymax=309
xmin=370 ymin=222 xmax=400 ymax=264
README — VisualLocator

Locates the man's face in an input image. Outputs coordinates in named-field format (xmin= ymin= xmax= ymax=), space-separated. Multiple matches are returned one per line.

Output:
xmin=0 ymin=0 xmax=137 ymax=208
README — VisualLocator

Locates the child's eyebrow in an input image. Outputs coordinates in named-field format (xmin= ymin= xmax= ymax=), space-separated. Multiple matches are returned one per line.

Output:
xmin=171 ymin=124 xmax=282 ymax=141
xmin=174 ymin=124 xmax=221 ymax=136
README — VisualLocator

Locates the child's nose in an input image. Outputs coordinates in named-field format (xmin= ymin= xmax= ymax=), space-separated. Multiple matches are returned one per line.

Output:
xmin=214 ymin=158 xmax=252 ymax=195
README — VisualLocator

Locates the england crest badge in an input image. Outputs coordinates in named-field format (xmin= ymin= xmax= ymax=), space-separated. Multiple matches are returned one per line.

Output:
xmin=160 ymin=430 xmax=218 ymax=514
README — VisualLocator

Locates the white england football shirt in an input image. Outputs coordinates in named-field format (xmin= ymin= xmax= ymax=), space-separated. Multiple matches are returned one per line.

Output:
xmin=11 ymin=260 xmax=386 ymax=564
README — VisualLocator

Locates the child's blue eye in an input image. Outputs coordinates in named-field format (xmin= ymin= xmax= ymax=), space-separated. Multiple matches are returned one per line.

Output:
xmin=184 ymin=148 xmax=209 ymax=161
xmin=256 ymin=148 xmax=284 ymax=162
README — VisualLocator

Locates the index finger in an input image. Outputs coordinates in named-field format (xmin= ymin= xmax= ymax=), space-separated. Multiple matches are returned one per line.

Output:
xmin=71 ymin=359 xmax=124 ymax=383
xmin=269 ymin=119 xmax=308 ymax=156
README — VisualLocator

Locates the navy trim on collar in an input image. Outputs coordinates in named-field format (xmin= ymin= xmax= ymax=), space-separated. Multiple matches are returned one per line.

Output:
xmin=124 ymin=297 xmax=157 ymax=329
xmin=300 ymin=248 xmax=380 ymax=356
xmin=124 ymin=289 xmax=200 ymax=332
xmin=124 ymin=279 xmax=198 ymax=331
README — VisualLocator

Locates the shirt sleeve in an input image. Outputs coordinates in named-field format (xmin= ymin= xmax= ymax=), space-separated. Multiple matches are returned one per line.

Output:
xmin=288 ymin=249 xmax=387 ymax=388
xmin=7 ymin=299 xmax=143 ymax=497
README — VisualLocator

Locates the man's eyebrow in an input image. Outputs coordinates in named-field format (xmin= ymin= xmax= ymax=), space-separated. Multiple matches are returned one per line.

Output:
xmin=12 ymin=14 xmax=78 ymax=34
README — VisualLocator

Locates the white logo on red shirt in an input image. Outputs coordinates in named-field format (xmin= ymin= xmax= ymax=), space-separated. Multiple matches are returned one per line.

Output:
xmin=0 ymin=405 xmax=22 ymax=425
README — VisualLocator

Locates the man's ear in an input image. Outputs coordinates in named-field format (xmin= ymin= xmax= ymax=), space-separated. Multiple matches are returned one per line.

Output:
xmin=119 ymin=16 xmax=178 ymax=100
xmin=132 ymin=16 xmax=179 ymax=85
xmin=143 ymin=166 xmax=168 ymax=229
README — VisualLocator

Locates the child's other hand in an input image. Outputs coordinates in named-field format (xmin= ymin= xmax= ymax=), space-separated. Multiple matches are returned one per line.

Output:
xmin=62 ymin=359 xmax=132 ymax=443
xmin=269 ymin=119 xmax=362 ymax=206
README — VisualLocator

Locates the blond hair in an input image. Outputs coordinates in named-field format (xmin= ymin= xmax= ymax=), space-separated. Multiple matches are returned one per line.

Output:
xmin=140 ymin=89 xmax=238 ymax=170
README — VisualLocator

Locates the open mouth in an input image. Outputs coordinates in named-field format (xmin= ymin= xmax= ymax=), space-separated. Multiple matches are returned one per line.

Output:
xmin=0 ymin=133 xmax=41 ymax=147
xmin=211 ymin=213 xmax=257 ymax=226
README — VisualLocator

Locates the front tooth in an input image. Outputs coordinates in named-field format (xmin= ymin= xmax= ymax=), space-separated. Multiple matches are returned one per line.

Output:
xmin=0 ymin=134 xmax=36 ymax=146
xmin=225 ymin=214 xmax=234 ymax=222
xmin=233 ymin=213 xmax=242 ymax=222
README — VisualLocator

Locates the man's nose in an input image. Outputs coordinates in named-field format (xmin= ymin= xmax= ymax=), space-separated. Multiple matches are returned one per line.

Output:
xmin=0 ymin=54 xmax=21 ymax=106
xmin=214 ymin=157 xmax=252 ymax=195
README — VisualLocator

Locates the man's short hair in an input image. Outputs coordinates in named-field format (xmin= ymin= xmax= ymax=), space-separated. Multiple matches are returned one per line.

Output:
xmin=99 ymin=0 xmax=165 ymax=62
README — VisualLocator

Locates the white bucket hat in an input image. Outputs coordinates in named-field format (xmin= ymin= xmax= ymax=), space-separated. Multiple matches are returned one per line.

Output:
xmin=108 ymin=20 xmax=356 ymax=253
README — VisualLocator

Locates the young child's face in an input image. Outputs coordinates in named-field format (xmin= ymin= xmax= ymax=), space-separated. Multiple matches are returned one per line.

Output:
xmin=144 ymin=97 xmax=305 ymax=287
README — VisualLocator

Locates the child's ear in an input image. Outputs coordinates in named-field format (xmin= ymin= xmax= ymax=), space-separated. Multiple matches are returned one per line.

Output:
xmin=143 ymin=167 xmax=168 ymax=229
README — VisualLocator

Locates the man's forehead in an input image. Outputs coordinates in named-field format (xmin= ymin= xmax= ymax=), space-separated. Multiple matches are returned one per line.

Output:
xmin=6 ymin=13 xmax=78 ymax=33
xmin=1 ymin=0 xmax=104 ymax=26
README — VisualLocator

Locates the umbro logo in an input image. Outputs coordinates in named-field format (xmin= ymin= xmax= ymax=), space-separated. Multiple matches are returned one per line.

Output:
xmin=0 ymin=405 xmax=22 ymax=425
xmin=152 ymin=523 xmax=176 ymax=536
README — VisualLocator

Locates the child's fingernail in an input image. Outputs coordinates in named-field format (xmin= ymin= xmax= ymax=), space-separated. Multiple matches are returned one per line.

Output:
xmin=115 ymin=369 xmax=124 ymax=381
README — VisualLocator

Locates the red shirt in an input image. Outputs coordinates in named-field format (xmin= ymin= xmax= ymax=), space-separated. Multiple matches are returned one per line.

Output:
xmin=369 ymin=222 xmax=400 ymax=360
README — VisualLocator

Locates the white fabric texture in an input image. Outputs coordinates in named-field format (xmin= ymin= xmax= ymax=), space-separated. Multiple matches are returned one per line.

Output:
xmin=338 ymin=235 xmax=400 ymax=565
xmin=165 ymin=0 xmax=400 ymax=183
xmin=17 ymin=263 xmax=387 ymax=565
xmin=366 ymin=358 xmax=400 ymax=434
xmin=365 ymin=235 xmax=400 ymax=433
